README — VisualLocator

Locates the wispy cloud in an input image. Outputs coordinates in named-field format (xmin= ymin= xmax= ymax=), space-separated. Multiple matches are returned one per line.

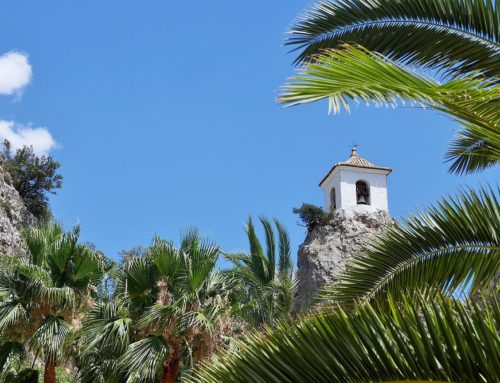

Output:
xmin=0 ymin=120 xmax=58 ymax=156
xmin=0 ymin=52 xmax=32 ymax=96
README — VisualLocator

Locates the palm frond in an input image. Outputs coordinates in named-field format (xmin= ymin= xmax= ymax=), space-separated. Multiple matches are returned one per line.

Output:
xmin=322 ymin=186 xmax=500 ymax=305
xmin=181 ymin=227 xmax=201 ymax=253
xmin=71 ymin=245 xmax=107 ymax=288
xmin=287 ymin=0 xmax=500 ymax=78
xmin=47 ymin=227 xmax=79 ymax=278
xmin=22 ymin=222 xmax=63 ymax=266
xmin=184 ymin=239 xmax=219 ymax=294
xmin=137 ymin=303 xmax=179 ymax=333
xmin=29 ymin=316 xmax=70 ymax=363
xmin=76 ymin=302 xmax=131 ymax=383
xmin=274 ymin=219 xmax=292 ymax=280
xmin=0 ymin=342 xmax=24 ymax=370
xmin=245 ymin=217 xmax=268 ymax=285
xmin=118 ymin=257 xmax=157 ymax=310
xmin=148 ymin=237 xmax=183 ymax=281
xmin=190 ymin=293 xmax=500 ymax=383
xmin=280 ymin=45 xmax=500 ymax=174
xmin=80 ymin=301 xmax=131 ymax=356
xmin=446 ymin=116 xmax=500 ymax=174
xmin=119 ymin=336 xmax=169 ymax=383
xmin=259 ymin=217 xmax=276 ymax=283
xmin=0 ymin=301 xmax=27 ymax=332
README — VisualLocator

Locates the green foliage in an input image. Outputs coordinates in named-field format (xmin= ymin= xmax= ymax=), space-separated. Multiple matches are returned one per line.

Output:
xmin=0 ymin=223 xmax=108 ymax=381
xmin=190 ymin=293 xmax=500 ymax=382
xmin=280 ymin=45 xmax=500 ymax=175
xmin=292 ymin=203 xmax=333 ymax=231
xmin=322 ymin=186 xmax=500 ymax=305
xmin=286 ymin=0 xmax=499 ymax=78
xmin=76 ymin=230 xmax=237 ymax=383
xmin=51 ymin=368 xmax=75 ymax=383
xmin=2 ymin=368 xmax=39 ymax=383
xmin=226 ymin=217 xmax=296 ymax=328
xmin=0 ymin=140 xmax=62 ymax=221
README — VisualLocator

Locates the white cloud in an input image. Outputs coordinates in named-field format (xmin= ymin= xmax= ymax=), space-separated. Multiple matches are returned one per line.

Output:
xmin=0 ymin=120 xmax=58 ymax=156
xmin=0 ymin=52 xmax=32 ymax=96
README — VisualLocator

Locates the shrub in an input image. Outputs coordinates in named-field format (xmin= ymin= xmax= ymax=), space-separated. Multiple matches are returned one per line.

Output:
xmin=292 ymin=203 xmax=333 ymax=231
xmin=0 ymin=140 xmax=62 ymax=221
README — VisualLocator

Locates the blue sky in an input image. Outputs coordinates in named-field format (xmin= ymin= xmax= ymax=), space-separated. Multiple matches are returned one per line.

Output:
xmin=0 ymin=1 xmax=497 ymax=265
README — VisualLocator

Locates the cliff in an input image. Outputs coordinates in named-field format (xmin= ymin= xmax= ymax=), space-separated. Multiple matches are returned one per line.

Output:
xmin=0 ymin=166 xmax=36 ymax=255
xmin=295 ymin=206 xmax=393 ymax=311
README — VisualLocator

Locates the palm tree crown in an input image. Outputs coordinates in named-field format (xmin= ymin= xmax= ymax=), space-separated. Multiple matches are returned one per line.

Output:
xmin=77 ymin=230 xmax=237 ymax=383
xmin=0 ymin=223 xmax=108 ymax=383
xmin=226 ymin=217 xmax=296 ymax=328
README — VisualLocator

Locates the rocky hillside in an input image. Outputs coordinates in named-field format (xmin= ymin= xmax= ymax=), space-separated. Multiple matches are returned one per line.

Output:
xmin=0 ymin=166 xmax=36 ymax=255
xmin=295 ymin=207 xmax=393 ymax=311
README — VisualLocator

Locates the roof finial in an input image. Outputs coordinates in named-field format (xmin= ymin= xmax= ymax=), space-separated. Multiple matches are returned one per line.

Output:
xmin=351 ymin=142 xmax=358 ymax=157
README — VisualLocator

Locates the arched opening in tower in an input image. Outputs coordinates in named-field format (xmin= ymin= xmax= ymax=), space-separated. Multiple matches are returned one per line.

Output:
xmin=356 ymin=181 xmax=370 ymax=205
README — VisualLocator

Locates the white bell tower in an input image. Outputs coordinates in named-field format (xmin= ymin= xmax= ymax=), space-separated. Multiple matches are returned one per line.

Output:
xmin=319 ymin=147 xmax=392 ymax=213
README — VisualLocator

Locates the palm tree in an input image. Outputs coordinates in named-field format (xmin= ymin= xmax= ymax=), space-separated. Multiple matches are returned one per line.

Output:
xmin=0 ymin=223 xmax=108 ymax=383
xmin=282 ymin=0 xmax=499 ymax=175
xmin=189 ymin=293 xmax=500 ymax=382
xmin=226 ymin=217 xmax=296 ymax=328
xmin=77 ymin=230 xmax=237 ymax=383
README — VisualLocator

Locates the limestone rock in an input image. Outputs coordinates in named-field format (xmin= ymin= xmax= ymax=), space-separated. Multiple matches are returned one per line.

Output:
xmin=295 ymin=206 xmax=393 ymax=311
xmin=0 ymin=166 xmax=36 ymax=256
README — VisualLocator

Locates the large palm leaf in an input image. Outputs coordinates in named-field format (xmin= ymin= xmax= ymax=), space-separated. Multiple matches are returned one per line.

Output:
xmin=75 ymin=301 xmax=131 ymax=383
xmin=189 ymin=294 xmax=500 ymax=383
xmin=321 ymin=187 xmax=499 ymax=305
xmin=287 ymin=0 xmax=500 ymax=78
xmin=280 ymin=45 xmax=500 ymax=174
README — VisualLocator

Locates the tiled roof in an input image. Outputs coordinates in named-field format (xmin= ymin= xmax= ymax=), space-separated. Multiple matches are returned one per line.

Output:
xmin=319 ymin=147 xmax=392 ymax=186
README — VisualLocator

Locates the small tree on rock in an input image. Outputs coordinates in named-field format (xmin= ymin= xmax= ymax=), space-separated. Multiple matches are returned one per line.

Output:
xmin=0 ymin=140 xmax=62 ymax=221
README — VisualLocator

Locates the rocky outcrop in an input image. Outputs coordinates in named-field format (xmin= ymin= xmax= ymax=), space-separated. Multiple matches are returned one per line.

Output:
xmin=295 ymin=206 xmax=393 ymax=311
xmin=0 ymin=167 xmax=36 ymax=255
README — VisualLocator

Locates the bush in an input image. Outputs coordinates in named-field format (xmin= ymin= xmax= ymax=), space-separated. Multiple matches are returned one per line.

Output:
xmin=0 ymin=140 xmax=62 ymax=221
xmin=292 ymin=203 xmax=333 ymax=231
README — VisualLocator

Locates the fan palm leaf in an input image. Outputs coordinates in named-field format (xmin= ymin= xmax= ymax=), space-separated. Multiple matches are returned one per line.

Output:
xmin=76 ymin=302 xmax=131 ymax=383
xmin=280 ymin=45 xmax=500 ymax=174
xmin=119 ymin=336 xmax=169 ymax=383
xmin=29 ymin=316 xmax=71 ymax=364
xmin=189 ymin=293 xmax=500 ymax=383
xmin=286 ymin=0 xmax=500 ymax=78
xmin=321 ymin=187 xmax=499 ymax=305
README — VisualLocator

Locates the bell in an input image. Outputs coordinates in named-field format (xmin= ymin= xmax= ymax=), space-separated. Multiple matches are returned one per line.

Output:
xmin=357 ymin=195 xmax=367 ymax=205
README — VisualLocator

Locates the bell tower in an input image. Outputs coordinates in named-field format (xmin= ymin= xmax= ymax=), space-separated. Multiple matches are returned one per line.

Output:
xmin=319 ymin=147 xmax=392 ymax=212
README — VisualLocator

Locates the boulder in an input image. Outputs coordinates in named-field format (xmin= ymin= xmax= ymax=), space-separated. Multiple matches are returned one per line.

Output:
xmin=295 ymin=206 xmax=393 ymax=311
xmin=0 ymin=166 xmax=36 ymax=256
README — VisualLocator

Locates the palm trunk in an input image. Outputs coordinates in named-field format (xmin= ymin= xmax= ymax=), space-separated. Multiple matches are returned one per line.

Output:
xmin=162 ymin=344 xmax=181 ymax=383
xmin=44 ymin=359 xmax=56 ymax=383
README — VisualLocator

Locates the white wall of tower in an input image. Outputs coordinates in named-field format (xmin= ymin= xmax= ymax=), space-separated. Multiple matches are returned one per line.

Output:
xmin=321 ymin=167 xmax=389 ymax=212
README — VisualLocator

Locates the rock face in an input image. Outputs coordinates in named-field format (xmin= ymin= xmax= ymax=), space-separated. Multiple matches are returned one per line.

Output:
xmin=0 ymin=167 xmax=36 ymax=255
xmin=295 ymin=206 xmax=393 ymax=311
